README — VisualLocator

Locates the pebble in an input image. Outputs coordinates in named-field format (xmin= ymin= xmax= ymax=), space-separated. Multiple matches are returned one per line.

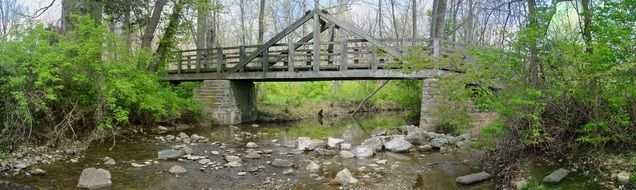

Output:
xmin=238 ymin=172 xmax=247 ymax=176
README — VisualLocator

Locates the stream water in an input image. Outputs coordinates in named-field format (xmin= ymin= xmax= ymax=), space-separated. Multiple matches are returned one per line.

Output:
xmin=4 ymin=112 xmax=595 ymax=189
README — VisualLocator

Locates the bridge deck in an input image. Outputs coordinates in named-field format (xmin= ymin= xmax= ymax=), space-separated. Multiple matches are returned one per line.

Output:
xmin=166 ymin=9 xmax=462 ymax=82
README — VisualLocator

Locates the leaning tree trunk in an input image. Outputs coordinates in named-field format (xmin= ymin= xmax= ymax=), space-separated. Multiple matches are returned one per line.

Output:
xmin=149 ymin=0 xmax=185 ymax=72
xmin=141 ymin=0 xmax=168 ymax=49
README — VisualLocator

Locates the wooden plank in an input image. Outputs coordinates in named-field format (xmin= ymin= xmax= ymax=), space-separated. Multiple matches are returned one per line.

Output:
xmin=270 ymin=24 xmax=327 ymax=65
xmin=312 ymin=9 xmax=321 ymax=71
xmin=231 ymin=10 xmax=314 ymax=72
xmin=288 ymin=42 xmax=295 ymax=71
xmin=340 ymin=40 xmax=348 ymax=70
xmin=318 ymin=11 xmax=402 ymax=59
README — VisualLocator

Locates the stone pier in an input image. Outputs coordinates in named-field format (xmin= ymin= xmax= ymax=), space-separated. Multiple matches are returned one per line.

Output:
xmin=419 ymin=78 xmax=438 ymax=131
xmin=193 ymin=80 xmax=257 ymax=125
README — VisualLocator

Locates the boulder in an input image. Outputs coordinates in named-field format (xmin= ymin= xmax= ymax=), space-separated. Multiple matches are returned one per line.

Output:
xmin=178 ymin=132 xmax=189 ymax=139
xmin=306 ymin=162 xmax=320 ymax=173
xmin=400 ymin=125 xmax=422 ymax=134
xmin=543 ymin=168 xmax=570 ymax=184
xmin=245 ymin=152 xmax=261 ymax=159
xmin=131 ymin=163 xmax=144 ymax=168
xmin=327 ymin=138 xmax=344 ymax=149
xmin=225 ymin=155 xmax=242 ymax=163
xmin=198 ymin=159 xmax=211 ymax=164
xmin=456 ymin=172 xmax=492 ymax=185
xmin=353 ymin=146 xmax=374 ymax=158
xmin=157 ymin=126 xmax=168 ymax=131
xmin=340 ymin=143 xmax=352 ymax=150
xmin=157 ymin=149 xmax=183 ymax=160
xmin=190 ymin=134 xmax=203 ymax=141
xmin=271 ymin=159 xmax=293 ymax=167
xmin=282 ymin=168 xmax=294 ymax=175
xmin=370 ymin=128 xmax=387 ymax=136
xmin=103 ymin=158 xmax=116 ymax=165
xmin=29 ymin=168 xmax=46 ymax=175
xmin=431 ymin=137 xmax=450 ymax=148
xmin=297 ymin=137 xmax=315 ymax=151
xmin=617 ymin=171 xmax=631 ymax=183
xmin=169 ymin=165 xmax=187 ymax=174
xmin=383 ymin=135 xmax=413 ymax=152
xmin=246 ymin=142 xmax=259 ymax=148
xmin=77 ymin=168 xmax=112 ymax=189
xmin=339 ymin=150 xmax=355 ymax=159
xmin=335 ymin=168 xmax=358 ymax=184
xmin=361 ymin=136 xmax=384 ymax=151
xmin=417 ymin=144 xmax=433 ymax=152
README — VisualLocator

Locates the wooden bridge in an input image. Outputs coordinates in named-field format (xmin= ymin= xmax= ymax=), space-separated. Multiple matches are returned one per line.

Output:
xmin=167 ymin=9 xmax=462 ymax=82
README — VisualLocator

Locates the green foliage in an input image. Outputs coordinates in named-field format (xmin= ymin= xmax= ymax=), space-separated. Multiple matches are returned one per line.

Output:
xmin=0 ymin=16 xmax=201 ymax=149
xmin=519 ymin=178 xmax=548 ymax=190
xmin=258 ymin=80 xmax=421 ymax=117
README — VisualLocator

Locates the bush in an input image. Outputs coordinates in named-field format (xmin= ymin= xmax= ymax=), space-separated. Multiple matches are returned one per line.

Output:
xmin=0 ymin=16 xmax=201 ymax=149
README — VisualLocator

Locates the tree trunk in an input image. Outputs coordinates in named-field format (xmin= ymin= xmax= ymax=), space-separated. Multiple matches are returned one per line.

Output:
xmin=581 ymin=0 xmax=592 ymax=53
xmin=240 ymin=0 xmax=247 ymax=45
xmin=526 ymin=0 xmax=540 ymax=87
xmin=207 ymin=0 xmax=219 ymax=48
xmin=378 ymin=0 xmax=382 ymax=38
xmin=464 ymin=0 xmax=474 ymax=44
xmin=258 ymin=0 xmax=266 ymax=45
xmin=123 ymin=0 xmax=132 ymax=48
xmin=412 ymin=0 xmax=416 ymax=41
xmin=430 ymin=0 xmax=447 ymax=58
xmin=389 ymin=0 xmax=399 ymax=39
xmin=151 ymin=0 xmax=185 ymax=72
xmin=196 ymin=0 xmax=208 ymax=50
xmin=141 ymin=0 xmax=168 ymax=49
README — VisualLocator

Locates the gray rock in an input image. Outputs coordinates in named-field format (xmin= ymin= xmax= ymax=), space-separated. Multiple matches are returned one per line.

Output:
xmin=182 ymin=147 xmax=193 ymax=155
xmin=157 ymin=126 xmax=168 ymax=131
xmin=617 ymin=171 xmax=631 ymax=183
xmin=340 ymin=143 xmax=352 ymax=150
xmin=353 ymin=146 xmax=374 ymax=158
xmin=335 ymin=168 xmax=358 ymax=184
xmin=283 ymin=140 xmax=297 ymax=148
xmin=282 ymin=168 xmax=294 ymax=175
xmin=306 ymin=162 xmax=320 ymax=173
xmin=169 ymin=165 xmax=187 ymax=174
xmin=131 ymin=163 xmax=144 ymax=168
xmin=245 ymin=152 xmax=261 ymax=159
xmin=103 ymin=158 xmax=116 ymax=165
xmin=361 ymin=136 xmax=384 ymax=151
xmin=246 ymin=142 xmax=259 ymax=148
xmin=13 ymin=163 xmax=29 ymax=169
xmin=456 ymin=172 xmax=492 ymax=185
xmin=178 ymin=132 xmax=189 ymax=139
xmin=401 ymin=125 xmax=422 ymax=134
xmin=371 ymin=128 xmax=387 ymax=136
xmin=417 ymin=144 xmax=433 ymax=152
xmin=383 ymin=135 xmax=413 ymax=152
xmin=297 ymin=137 xmax=315 ymax=151
xmin=225 ymin=155 xmax=242 ymax=163
xmin=225 ymin=162 xmax=241 ymax=167
xmin=340 ymin=150 xmax=355 ymax=158
xmin=190 ymin=134 xmax=203 ymax=141
xmin=198 ymin=159 xmax=211 ymax=164
xmin=77 ymin=168 xmax=112 ymax=189
xmin=543 ymin=168 xmax=570 ymax=184
xmin=238 ymin=172 xmax=247 ymax=176
xmin=327 ymin=138 xmax=344 ymax=148
xmin=271 ymin=159 xmax=293 ymax=167
xmin=29 ymin=168 xmax=46 ymax=175
xmin=157 ymin=149 xmax=183 ymax=160
xmin=165 ymin=135 xmax=175 ymax=141
xmin=431 ymin=137 xmax=450 ymax=148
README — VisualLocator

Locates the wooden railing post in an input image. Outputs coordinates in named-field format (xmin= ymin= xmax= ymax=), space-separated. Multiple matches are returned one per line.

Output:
xmin=196 ymin=51 xmax=202 ymax=73
xmin=312 ymin=8 xmax=321 ymax=71
xmin=339 ymin=40 xmax=348 ymax=71
xmin=262 ymin=48 xmax=269 ymax=72
xmin=217 ymin=48 xmax=224 ymax=73
xmin=288 ymin=43 xmax=295 ymax=72
xmin=371 ymin=45 xmax=378 ymax=70
xmin=177 ymin=52 xmax=182 ymax=74
xmin=239 ymin=46 xmax=246 ymax=72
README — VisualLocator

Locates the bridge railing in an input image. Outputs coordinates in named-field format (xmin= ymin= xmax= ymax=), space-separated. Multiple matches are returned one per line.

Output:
xmin=167 ymin=38 xmax=462 ymax=74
